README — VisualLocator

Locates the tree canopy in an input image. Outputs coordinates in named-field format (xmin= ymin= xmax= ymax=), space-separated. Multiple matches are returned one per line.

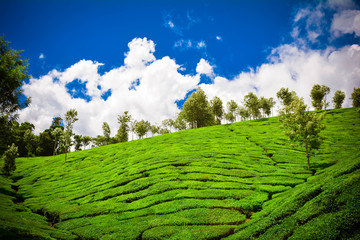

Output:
xmin=0 ymin=35 xmax=31 ymax=116
xmin=279 ymin=96 xmax=325 ymax=169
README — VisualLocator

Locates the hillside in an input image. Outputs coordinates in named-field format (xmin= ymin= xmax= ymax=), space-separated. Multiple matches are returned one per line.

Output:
xmin=1 ymin=108 xmax=359 ymax=239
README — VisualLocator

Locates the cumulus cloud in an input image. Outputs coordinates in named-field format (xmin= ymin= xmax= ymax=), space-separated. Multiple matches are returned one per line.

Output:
xmin=39 ymin=53 xmax=45 ymax=59
xmin=196 ymin=58 xmax=214 ymax=78
xmin=20 ymin=38 xmax=199 ymax=136
xmin=331 ymin=9 xmax=360 ymax=37
xmin=209 ymin=44 xmax=359 ymax=110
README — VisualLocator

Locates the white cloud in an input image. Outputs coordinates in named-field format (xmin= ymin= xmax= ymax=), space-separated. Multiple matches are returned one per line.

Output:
xmin=196 ymin=58 xmax=214 ymax=78
xmin=174 ymin=39 xmax=207 ymax=50
xmin=331 ymin=9 xmax=360 ymax=37
xmin=39 ymin=53 xmax=45 ymax=59
xmin=168 ymin=20 xmax=174 ymax=28
xmin=200 ymin=44 xmax=360 ymax=112
xmin=20 ymin=38 xmax=199 ymax=137
xmin=197 ymin=41 xmax=206 ymax=49
xmin=292 ymin=0 xmax=360 ymax=42
xmin=216 ymin=36 xmax=222 ymax=41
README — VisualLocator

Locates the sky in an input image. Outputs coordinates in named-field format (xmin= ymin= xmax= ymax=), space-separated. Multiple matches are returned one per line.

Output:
xmin=1 ymin=0 xmax=360 ymax=137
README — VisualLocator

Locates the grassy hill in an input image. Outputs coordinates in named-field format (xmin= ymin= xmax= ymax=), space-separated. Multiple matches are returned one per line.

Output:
xmin=1 ymin=108 xmax=359 ymax=239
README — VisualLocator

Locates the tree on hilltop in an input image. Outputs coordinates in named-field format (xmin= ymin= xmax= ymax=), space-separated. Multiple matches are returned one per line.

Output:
xmin=351 ymin=87 xmax=360 ymax=108
xmin=181 ymin=87 xmax=214 ymax=128
xmin=102 ymin=122 xmax=111 ymax=145
xmin=279 ymin=96 xmax=325 ymax=169
xmin=210 ymin=96 xmax=224 ymax=125
xmin=332 ymin=90 xmax=345 ymax=109
xmin=117 ymin=111 xmax=131 ymax=142
xmin=310 ymin=84 xmax=330 ymax=110
xmin=244 ymin=92 xmax=261 ymax=120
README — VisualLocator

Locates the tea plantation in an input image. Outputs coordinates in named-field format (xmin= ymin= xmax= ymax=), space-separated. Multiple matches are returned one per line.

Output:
xmin=1 ymin=108 xmax=359 ymax=239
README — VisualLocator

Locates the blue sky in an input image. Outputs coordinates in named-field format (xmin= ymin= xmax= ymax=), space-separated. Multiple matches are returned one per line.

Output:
xmin=1 ymin=0 xmax=359 ymax=136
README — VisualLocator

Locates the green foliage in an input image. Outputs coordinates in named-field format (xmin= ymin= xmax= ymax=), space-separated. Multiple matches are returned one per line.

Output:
xmin=74 ymin=135 xmax=83 ymax=151
xmin=276 ymin=87 xmax=296 ymax=108
xmin=24 ymin=129 xmax=36 ymax=157
xmin=332 ymin=90 xmax=345 ymax=109
xmin=310 ymin=84 xmax=330 ymax=110
xmin=351 ymin=87 xmax=360 ymax=108
xmin=117 ymin=111 xmax=131 ymax=142
xmin=162 ymin=118 xmax=175 ymax=132
xmin=82 ymin=136 xmax=92 ymax=149
xmin=244 ymin=92 xmax=261 ymax=120
xmin=150 ymin=124 xmax=160 ymax=136
xmin=210 ymin=96 xmax=224 ymax=125
xmin=174 ymin=112 xmax=187 ymax=131
xmin=259 ymin=97 xmax=275 ymax=118
xmin=279 ymin=97 xmax=325 ymax=169
xmin=237 ymin=106 xmax=250 ymax=121
xmin=2 ymin=143 xmax=18 ymax=176
xmin=102 ymin=122 xmax=111 ymax=144
xmin=0 ymin=35 xmax=31 ymax=116
xmin=135 ymin=120 xmax=150 ymax=139
xmin=181 ymin=87 xmax=214 ymax=128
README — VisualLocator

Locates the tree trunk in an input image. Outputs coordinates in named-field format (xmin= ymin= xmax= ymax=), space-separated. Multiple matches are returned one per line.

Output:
xmin=305 ymin=140 xmax=310 ymax=169
xmin=64 ymin=151 xmax=67 ymax=163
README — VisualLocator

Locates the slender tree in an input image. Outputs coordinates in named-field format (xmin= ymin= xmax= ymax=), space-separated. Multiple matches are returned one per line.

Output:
xmin=279 ymin=96 xmax=325 ymax=169
xmin=332 ymin=90 xmax=345 ymax=109
xmin=162 ymin=119 xmax=175 ymax=133
xmin=102 ymin=122 xmax=111 ymax=144
xmin=82 ymin=136 xmax=92 ymax=150
xmin=74 ymin=135 xmax=83 ymax=151
xmin=210 ymin=96 xmax=224 ymax=125
xmin=310 ymin=84 xmax=330 ymax=110
xmin=61 ymin=109 xmax=78 ymax=162
xmin=117 ymin=111 xmax=131 ymax=142
xmin=2 ymin=143 xmax=18 ymax=176
xmin=24 ymin=129 xmax=36 ymax=157
xmin=244 ymin=92 xmax=261 ymax=120
xmin=226 ymin=100 xmax=238 ymax=123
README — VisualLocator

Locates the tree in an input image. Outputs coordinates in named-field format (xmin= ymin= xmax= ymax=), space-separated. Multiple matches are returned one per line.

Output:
xmin=351 ymin=88 xmax=360 ymax=108
xmin=62 ymin=109 xmax=78 ymax=162
xmin=2 ymin=143 xmax=18 ymax=176
xmin=181 ymin=87 xmax=214 ymax=128
xmin=51 ymin=127 xmax=63 ymax=155
xmin=36 ymin=130 xmax=53 ymax=156
xmin=159 ymin=128 xmax=170 ymax=135
xmin=74 ymin=135 xmax=83 ymax=151
xmin=150 ymin=125 xmax=160 ymax=136
xmin=135 ymin=120 xmax=150 ymax=139
xmin=174 ymin=112 xmax=187 ymax=131
xmin=210 ymin=96 xmax=224 ymax=125
xmin=117 ymin=111 xmax=131 ymax=142
xmin=82 ymin=136 xmax=92 ymax=150
xmin=0 ymin=35 xmax=31 ymax=117
xmin=24 ymin=129 xmax=36 ymax=157
xmin=259 ymin=97 xmax=272 ymax=118
xmin=162 ymin=119 xmax=175 ymax=133
xmin=102 ymin=122 xmax=111 ymax=144
xmin=276 ymin=88 xmax=296 ymax=110
xmin=279 ymin=97 xmax=325 ymax=169
xmin=226 ymin=100 xmax=238 ymax=123
xmin=310 ymin=84 xmax=330 ymax=110
xmin=237 ymin=106 xmax=250 ymax=121
xmin=332 ymin=90 xmax=345 ymax=109
xmin=243 ymin=92 xmax=261 ymax=120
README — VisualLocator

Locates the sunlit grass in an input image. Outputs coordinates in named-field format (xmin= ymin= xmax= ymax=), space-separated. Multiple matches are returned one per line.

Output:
xmin=1 ymin=108 xmax=359 ymax=239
